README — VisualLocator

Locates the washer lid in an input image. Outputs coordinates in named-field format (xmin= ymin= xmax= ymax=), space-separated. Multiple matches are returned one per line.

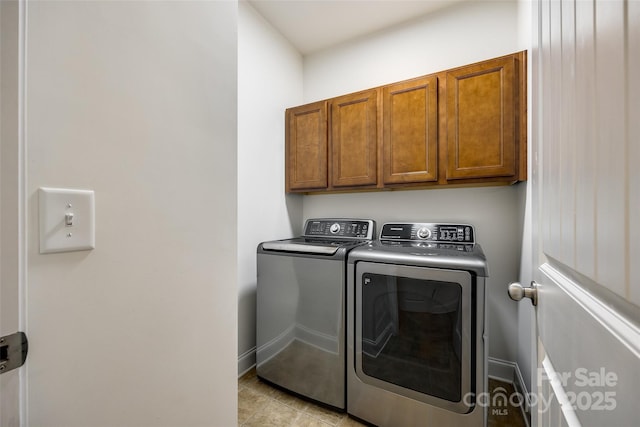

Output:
xmin=261 ymin=239 xmax=340 ymax=255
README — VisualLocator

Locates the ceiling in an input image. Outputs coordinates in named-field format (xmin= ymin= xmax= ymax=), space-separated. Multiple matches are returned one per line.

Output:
xmin=247 ymin=0 xmax=468 ymax=55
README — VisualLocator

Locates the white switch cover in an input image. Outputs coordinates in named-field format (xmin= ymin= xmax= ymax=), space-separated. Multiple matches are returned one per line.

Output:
xmin=39 ymin=187 xmax=95 ymax=254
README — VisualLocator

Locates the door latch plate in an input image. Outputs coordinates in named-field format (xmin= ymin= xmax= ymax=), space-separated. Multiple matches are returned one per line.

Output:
xmin=0 ymin=332 xmax=28 ymax=374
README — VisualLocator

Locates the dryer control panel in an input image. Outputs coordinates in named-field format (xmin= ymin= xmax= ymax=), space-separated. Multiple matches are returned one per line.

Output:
xmin=380 ymin=223 xmax=475 ymax=244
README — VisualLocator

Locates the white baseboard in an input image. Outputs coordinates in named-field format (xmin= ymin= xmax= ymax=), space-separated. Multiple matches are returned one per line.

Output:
xmin=488 ymin=357 xmax=516 ymax=382
xmin=488 ymin=357 xmax=530 ymax=427
xmin=240 ymin=348 xmax=531 ymax=423
xmin=238 ymin=347 xmax=256 ymax=378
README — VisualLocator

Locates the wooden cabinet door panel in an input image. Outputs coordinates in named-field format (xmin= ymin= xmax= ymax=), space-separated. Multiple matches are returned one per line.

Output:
xmin=286 ymin=101 xmax=328 ymax=191
xmin=446 ymin=56 xmax=517 ymax=180
xmin=330 ymin=90 xmax=378 ymax=188
xmin=383 ymin=76 xmax=438 ymax=184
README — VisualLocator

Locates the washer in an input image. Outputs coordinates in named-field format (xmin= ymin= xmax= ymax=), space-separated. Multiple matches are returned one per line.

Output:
xmin=256 ymin=218 xmax=375 ymax=410
xmin=347 ymin=223 xmax=488 ymax=426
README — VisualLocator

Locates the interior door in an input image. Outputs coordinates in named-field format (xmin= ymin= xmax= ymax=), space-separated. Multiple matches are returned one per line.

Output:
xmin=522 ymin=0 xmax=640 ymax=426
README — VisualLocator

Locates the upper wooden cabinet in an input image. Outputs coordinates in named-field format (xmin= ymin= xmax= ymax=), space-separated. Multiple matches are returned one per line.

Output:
xmin=383 ymin=75 xmax=438 ymax=185
xmin=330 ymin=90 xmax=378 ymax=188
xmin=285 ymin=92 xmax=379 ymax=192
xmin=285 ymin=51 xmax=527 ymax=193
xmin=445 ymin=55 xmax=519 ymax=181
xmin=285 ymin=100 xmax=327 ymax=192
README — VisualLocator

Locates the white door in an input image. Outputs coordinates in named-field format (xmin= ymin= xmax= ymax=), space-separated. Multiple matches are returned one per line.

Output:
xmin=517 ymin=0 xmax=640 ymax=426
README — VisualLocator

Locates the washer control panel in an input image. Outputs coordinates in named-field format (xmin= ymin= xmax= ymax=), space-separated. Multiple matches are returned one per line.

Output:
xmin=380 ymin=223 xmax=475 ymax=243
xmin=303 ymin=219 xmax=375 ymax=240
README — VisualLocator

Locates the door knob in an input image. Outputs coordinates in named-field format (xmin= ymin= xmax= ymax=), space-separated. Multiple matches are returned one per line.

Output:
xmin=508 ymin=281 xmax=538 ymax=306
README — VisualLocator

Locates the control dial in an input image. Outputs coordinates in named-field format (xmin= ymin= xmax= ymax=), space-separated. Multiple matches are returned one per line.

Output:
xmin=416 ymin=227 xmax=431 ymax=240
xmin=329 ymin=223 xmax=341 ymax=234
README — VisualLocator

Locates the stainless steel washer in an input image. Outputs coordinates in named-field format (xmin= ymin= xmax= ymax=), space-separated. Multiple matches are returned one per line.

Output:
xmin=256 ymin=218 xmax=375 ymax=410
xmin=347 ymin=223 xmax=488 ymax=426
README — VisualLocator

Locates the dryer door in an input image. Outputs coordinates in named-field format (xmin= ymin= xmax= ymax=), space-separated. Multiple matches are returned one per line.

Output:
xmin=354 ymin=262 xmax=474 ymax=413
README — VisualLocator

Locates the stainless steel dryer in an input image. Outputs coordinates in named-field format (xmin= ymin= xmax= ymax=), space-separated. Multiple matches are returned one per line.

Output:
xmin=347 ymin=223 xmax=488 ymax=426
xmin=257 ymin=218 xmax=375 ymax=410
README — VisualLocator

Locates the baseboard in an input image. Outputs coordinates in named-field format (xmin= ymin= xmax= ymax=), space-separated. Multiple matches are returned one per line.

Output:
xmin=488 ymin=357 xmax=531 ymax=427
xmin=238 ymin=347 xmax=256 ymax=378
xmin=240 ymin=350 xmax=532 ymax=419
xmin=488 ymin=357 xmax=516 ymax=383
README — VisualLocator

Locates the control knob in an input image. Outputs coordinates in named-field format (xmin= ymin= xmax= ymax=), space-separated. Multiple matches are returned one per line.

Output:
xmin=416 ymin=227 xmax=431 ymax=240
xmin=329 ymin=223 xmax=341 ymax=234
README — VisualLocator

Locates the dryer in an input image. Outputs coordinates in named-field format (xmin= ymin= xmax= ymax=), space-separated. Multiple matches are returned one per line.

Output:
xmin=347 ymin=223 xmax=488 ymax=426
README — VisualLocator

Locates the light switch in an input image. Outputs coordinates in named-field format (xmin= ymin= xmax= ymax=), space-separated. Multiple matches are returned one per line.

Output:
xmin=39 ymin=187 xmax=95 ymax=254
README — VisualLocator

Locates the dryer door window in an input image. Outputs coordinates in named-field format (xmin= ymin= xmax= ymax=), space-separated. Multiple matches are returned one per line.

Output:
xmin=354 ymin=262 xmax=474 ymax=414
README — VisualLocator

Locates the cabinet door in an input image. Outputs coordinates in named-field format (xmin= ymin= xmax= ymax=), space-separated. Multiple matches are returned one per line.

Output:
xmin=330 ymin=90 xmax=378 ymax=188
xmin=383 ymin=76 xmax=438 ymax=184
xmin=286 ymin=101 xmax=328 ymax=191
xmin=446 ymin=56 xmax=517 ymax=180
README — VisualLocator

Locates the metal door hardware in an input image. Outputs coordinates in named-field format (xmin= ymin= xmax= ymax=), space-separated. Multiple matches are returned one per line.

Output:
xmin=508 ymin=281 xmax=539 ymax=306
xmin=0 ymin=332 xmax=28 ymax=374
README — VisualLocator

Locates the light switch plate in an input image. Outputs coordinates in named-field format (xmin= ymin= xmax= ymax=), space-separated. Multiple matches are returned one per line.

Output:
xmin=39 ymin=187 xmax=95 ymax=254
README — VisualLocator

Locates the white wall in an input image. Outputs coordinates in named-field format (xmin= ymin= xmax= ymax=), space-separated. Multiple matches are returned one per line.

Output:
xmin=302 ymin=0 xmax=524 ymax=364
xmin=304 ymin=1 xmax=519 ymax=100
xmin=237 ymin=1 xmax=304 ymax=375
xmin=24 ymin=2 xmax=237 ymax=426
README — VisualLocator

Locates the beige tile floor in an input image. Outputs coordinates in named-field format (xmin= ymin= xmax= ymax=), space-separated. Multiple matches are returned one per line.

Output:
xmin=238 ymin=369 xmax=364 ymax=427
xmin=238 ymin=369 xmax=528 ymax=427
